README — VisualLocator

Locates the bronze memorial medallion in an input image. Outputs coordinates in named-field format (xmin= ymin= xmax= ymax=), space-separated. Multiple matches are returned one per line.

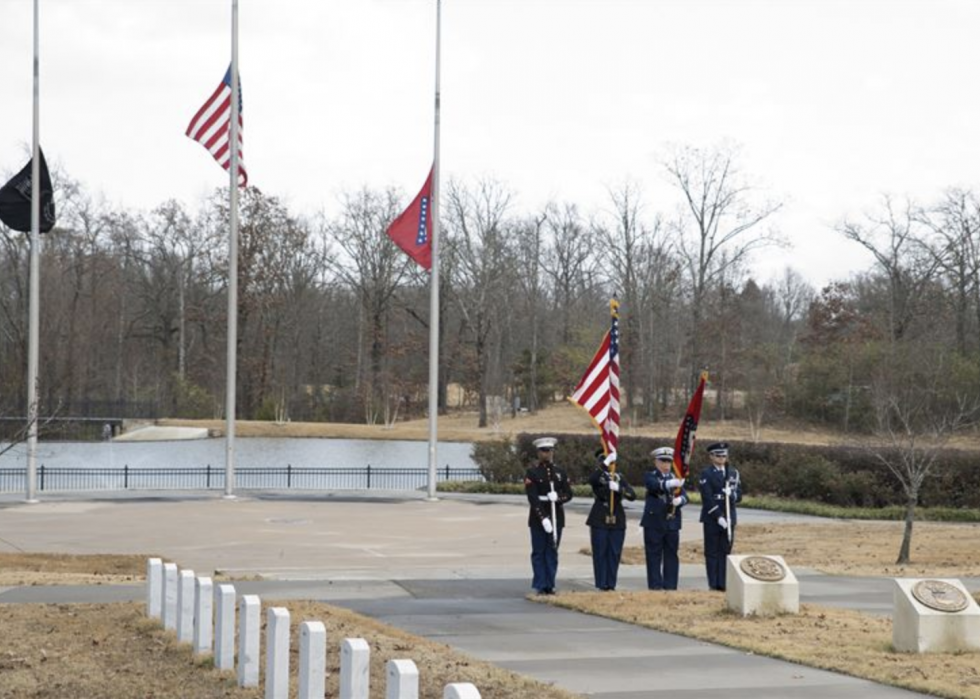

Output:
xmin=739 ymin=556 xmax=786 ymax=582
xmin=911 ymin=580 xmax=969 ymax=613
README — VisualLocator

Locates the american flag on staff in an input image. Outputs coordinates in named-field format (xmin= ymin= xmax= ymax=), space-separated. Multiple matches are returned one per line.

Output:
xmin=672 ymin=370 xmax=708 ymax=481
xmin=570 ymin=300 xmax=621 ymax=455
xmin=186 ymin=66 xmax=248 ymax=187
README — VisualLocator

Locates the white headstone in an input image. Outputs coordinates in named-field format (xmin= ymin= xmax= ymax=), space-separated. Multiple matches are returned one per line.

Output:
xmin=893 ymin=578 xmax=980 ymax=653
xmin=298 ymin=621 xmax=327 ymax=699
xmin=725 ymin=555 xmax=799 ymax=617
xmin=443 ymin=683 xmax=481 ymax=699
xmin=265 ymin=607 xmax=290 ymax=699
xmin=340 ymin=637 xmax=370 ymax=699
xmin=214 ymin=584 xmax=236 ymax=670
xmin=238 ymin=595 xmax=261 ymax=687
xmin=193 ymin=576 xmax=213 ymax=655
xmin=162 ymin=563 xmax=178 ymax=631
xmin=177 ymin=569 xmax=196 ymax=643
xmin=387 ymin=659 xmax=419 ymax=699
xmin=146 ymin=558 xmax=162 ymax=618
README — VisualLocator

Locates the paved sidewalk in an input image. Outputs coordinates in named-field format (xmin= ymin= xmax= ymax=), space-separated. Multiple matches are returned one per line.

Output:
xmin=0 ymin=492 xmax=967 ymax=698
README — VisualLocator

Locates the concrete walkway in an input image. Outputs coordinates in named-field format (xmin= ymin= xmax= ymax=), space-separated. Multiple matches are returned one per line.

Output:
xmin=0 ymin=492 xmax=967 ymax=698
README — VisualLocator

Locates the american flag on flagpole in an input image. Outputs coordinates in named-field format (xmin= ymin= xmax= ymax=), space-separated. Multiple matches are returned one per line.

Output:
xmin=570 ymin=300 xmax=621 ymax=455
xmin=186 ymin=66 xmax=248 ymax=187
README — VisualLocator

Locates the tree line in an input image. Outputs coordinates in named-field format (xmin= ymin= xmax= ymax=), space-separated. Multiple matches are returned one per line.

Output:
xmin=2 ymin=142 xmax=979 ymax=438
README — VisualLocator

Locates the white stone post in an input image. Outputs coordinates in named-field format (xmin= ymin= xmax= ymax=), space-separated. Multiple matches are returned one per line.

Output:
xmin=265 ymin=607 xmax=290 ymax=699
xmin=725 ymin=555 xmax=799 ymax=617
xmin=386 ymin=659 xmax=419 ymax=699
xmin=238 ymin=595 xmax=261 ymax=687
xmin=177 ymin=569 xmax=196 ymax=643
xmin=162 ymin=562 xmax=178 ymax=631
xmin=298 ymin=621 xmax=327 ymax=699
xmin=146 ymin=558 xmax=162 ymax=618
xmin=214 ymin=584 xmax=236 ymax=670
xmin=444 ymin=684 xmax=481 ymax=699
xmin=340 ymin=637 xmax=370 ymax=699
xmin=893 ymin=578 xmax=980 ymax=652
xmin=193 ymin=576 xmax=214 ymax=655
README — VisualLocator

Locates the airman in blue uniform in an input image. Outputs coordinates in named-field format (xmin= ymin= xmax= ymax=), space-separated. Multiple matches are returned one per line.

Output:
xmin=698 ymin=442 xmax=742 ymax=591
xmin=640 ymin=446 xmax=689 ymax=590
xmin=586 ymin=450 xmax=636 ymax=591
xmin=524 ymin=437 xmax=574 ymax=595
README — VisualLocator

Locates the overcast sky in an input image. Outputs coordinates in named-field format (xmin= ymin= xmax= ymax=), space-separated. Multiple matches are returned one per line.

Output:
xmin=2 ymin=0 xmax=979 ymax=288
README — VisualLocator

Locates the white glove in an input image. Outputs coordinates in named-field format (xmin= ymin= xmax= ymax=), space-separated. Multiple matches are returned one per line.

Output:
xmin=603 ymin=451 xmax=617 ymax=466
xmin=665 ymin=478 xmax=684 ymax=490
xmin=717 ymin=516 xmax=729 ymax=530
xmin=671 ymin=496 xmax=684 ymax=507
xmin=608 ymin=480 xmax=620 ymax=492
xmin=722 ymin=485 xmax=732 ymax=497
xmin=541 ymin=518 xmax=554 ymax=534
xmin=547 ymin=490 xmax=559 ymax=502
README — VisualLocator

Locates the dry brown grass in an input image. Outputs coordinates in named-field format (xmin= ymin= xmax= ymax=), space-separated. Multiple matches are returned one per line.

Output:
xmin=158 ymin=404 xmax=980 ymax=449
xmin=0 ymin=552 xmax=150 ymax=586
xmin=0 ymin=600 xmax=579 ymax=699
xmin=539 ymin=589 xmax=980 ymax=699
xmin=601 ymin=520 xmax=980 ymax=577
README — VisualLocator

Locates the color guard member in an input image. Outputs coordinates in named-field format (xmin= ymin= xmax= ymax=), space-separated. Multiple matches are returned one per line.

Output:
xmin=524 ymin=437 xmax=574 ymax=595
xmin=698 ymin=442 xmax=742 ymax=591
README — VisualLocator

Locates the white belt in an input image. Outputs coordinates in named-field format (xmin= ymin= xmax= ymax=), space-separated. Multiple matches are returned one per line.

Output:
xmin=538 ymin=495 xmax=552 ymax=501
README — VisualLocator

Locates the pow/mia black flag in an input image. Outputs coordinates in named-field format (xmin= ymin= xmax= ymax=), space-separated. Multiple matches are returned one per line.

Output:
xmin=0 ymin=148 xmax=56 ymax=233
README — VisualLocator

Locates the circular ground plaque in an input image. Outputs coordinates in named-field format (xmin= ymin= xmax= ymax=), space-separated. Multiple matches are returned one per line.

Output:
xmin=739 ymin=556 xmax=786 ymax=582
xmin=911 ymin=580 xmax=969 ymax=613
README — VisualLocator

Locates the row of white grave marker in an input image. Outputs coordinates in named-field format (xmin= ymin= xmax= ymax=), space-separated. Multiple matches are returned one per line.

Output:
xmin=146 ymin=558 xmax=481 ymax=699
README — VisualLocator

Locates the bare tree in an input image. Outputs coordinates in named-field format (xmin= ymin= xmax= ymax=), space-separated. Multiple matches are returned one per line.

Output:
xmin=543 ymin=202 xmax=598 ymax=346
xmin=865 ymin=345 xmax=980 ymax=564
xmin=839 ymin=195 xmax=944 ymax=342
xmin=511 ymin=211 xmax=547 ymax=411
xmin=918 ymin=188 xmax=980 ymax=355
xmin=444 ymin=178 xmax=513 ymax=428
xmin=663 ymin=142 xmax=782 ymax=389
xmin=321 ymin=187 xmax=410 ymax=424
xmin=592 ymin=180 xmax=660 ymax=420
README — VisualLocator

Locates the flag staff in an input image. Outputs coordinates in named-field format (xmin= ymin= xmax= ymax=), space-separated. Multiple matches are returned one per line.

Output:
xmin=426 ymin=0 xmax=443 ymax=500
xmin=25 ymin=0 xmax=41 ymax=503
xmin=224 ymin=0 xmax=240 ymax=498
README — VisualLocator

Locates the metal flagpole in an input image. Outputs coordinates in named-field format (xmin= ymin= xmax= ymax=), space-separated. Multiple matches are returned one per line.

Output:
xmin=25 ymin=0 xmax=41 ymax=503
xmin=224 ymin=0 xmax=240 ymax=499
xmin=426 ymin=0 xmax=442 ymax=500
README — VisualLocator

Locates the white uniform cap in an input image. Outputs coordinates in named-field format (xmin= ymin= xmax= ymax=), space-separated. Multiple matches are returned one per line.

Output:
xmin=651 ymin=446 xmax=674 ymax=460
xmin=533 ymin=437 xmax=558 ymax=449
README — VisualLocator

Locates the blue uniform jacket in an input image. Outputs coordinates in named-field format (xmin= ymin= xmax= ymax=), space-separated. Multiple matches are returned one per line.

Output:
xmin=698 ymin=465 xmax=742 ymax=525
xmin=640 ymin=470 xmax=689 ymax=532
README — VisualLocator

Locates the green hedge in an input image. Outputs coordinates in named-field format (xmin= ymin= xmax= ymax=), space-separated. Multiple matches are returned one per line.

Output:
xmin=469 ymin=433 xmax=980 ymax=509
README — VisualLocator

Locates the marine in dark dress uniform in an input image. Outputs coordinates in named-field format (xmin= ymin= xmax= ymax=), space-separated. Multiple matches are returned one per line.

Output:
xmin=640 ymin=446 xmax=689 ymax=590
xmin=585 ymin=450 xmax=636 ymax=591
xmin=524 ymin=437 xmax=574 ymax=595
xmin=698 ymin=442 xmax=742 ymax=591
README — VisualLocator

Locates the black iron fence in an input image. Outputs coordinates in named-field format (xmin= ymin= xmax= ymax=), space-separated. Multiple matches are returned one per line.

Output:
xmin=0 ymin=464 xmax=484 ymax=493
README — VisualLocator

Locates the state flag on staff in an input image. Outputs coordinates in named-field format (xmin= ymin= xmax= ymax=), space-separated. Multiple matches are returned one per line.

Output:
xmin=672 ymin=371 xmax=708 ymax=481
xmin=0 ymin=148 xmax=56 ymax=233
xmin=386 ymin=166 xmax=433 ymax=270
xmin=569 ymin=302 xmax=621 ymax=454
xmin=185 ymin=66 xmax=248 ymax=186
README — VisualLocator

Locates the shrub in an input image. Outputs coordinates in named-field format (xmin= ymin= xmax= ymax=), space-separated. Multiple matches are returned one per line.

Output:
xmin=470 ymin=432 xmax=980 ymax=510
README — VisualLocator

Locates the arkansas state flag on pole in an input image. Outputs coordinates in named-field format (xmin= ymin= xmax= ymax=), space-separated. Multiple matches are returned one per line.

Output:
xmin=672 ymin=371 xmax=708 ymax=481
xmin=386 ymin=166 xmax=433 ymax=270
xmin=0 ymin=148 xmax=56 ymax=233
